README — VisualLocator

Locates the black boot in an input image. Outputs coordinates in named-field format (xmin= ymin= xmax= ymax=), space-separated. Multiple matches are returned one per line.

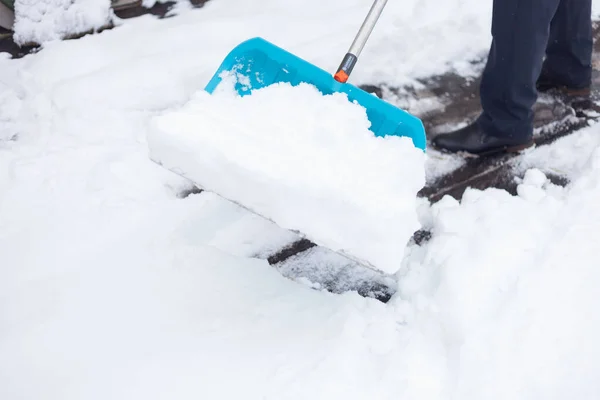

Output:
xmin=537 ymin=69 xmax=591 ymax=98
xmin=537 ymin=68 xmax=595 ymax=114
xmin=431 ymin=121 xmax=534 ymax=156
xmin=536 ymin=0 xmax=593 ymax=97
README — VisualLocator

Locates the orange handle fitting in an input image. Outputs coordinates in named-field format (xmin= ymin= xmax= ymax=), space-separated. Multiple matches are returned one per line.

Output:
xmin=334 ymin=53 xmax=357 ymax=83
xmin=333 ymin=0 xmax=388 ymax=84
xmin=334 ymin=70 xmax=349 ymax=83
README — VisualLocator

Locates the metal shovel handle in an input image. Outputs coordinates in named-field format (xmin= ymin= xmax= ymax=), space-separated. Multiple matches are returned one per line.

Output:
xmin=334 ymin=0 xmax=388 ymax=83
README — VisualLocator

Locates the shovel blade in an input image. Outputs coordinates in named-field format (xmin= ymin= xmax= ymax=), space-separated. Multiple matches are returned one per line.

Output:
xmin=205 ymin=37 xmax=426 ymax=150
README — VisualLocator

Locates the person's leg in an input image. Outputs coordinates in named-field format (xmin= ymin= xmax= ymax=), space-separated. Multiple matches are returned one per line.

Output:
xmin=478 ymin=0 xmax=562 ymax=139
xmin=433 ymin=0 xmax=561 ymax=155
xmin=538 ymin=0 xmax=593 ymax=92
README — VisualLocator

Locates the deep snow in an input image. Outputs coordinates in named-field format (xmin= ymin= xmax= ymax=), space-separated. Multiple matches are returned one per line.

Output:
xmin=2 ymin=1 xmax=600 ymax=400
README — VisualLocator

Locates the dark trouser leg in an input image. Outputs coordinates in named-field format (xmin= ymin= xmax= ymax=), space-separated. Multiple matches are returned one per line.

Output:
xmin=541 ymin=0 xmax=593 ymax=89
xmin=477 ymin=0 xmax=561 ymax=140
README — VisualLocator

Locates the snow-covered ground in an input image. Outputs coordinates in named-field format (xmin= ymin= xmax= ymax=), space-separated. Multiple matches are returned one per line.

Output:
xmin=2 ymin=1 xmax=600 ymax=399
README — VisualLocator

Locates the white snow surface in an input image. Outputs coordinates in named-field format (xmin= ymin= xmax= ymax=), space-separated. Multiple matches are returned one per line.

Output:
xmin=148 ymin=76 xmax=425 ymax=274
xmin=13 ymin=0 xmax=112 ymax=45
xmin=2 ymin=2 xmax=600 ymax=400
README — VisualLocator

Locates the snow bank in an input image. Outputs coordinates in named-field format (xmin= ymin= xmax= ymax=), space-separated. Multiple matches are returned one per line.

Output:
xmin=398 ymin=148 xmax=600 ymax=398
xmin=13 ymin=0 xmax=111 ymax=45
xmin=147 ymin=77 xmax=426 ymax=274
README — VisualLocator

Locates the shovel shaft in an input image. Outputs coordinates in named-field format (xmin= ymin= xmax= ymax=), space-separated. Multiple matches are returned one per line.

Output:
xmin=349 ymin=0 xmax=388 ymax=58
xmin=334 ymin=0 xmax=388 ymax=83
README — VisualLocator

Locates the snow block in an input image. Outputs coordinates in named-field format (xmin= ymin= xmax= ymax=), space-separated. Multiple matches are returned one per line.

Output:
xmin=147 ymin=79 xmax=426 ymax=274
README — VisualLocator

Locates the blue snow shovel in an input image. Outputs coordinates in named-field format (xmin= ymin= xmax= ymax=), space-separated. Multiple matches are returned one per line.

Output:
xmin=203 ymin=0 xmax=426 ymax=150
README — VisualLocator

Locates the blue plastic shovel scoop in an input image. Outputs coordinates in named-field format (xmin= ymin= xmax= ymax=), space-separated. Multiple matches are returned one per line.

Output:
xmin=204 ymin=0 xmax=426 ymax=150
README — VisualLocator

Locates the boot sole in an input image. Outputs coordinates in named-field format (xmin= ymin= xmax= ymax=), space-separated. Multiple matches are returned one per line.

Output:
xmin=463 ymin=141 xmax=535 ymax=158
xmin=438 ymin=140 xmax=535 ymax=158
xmin=538 ymin=85 xmax=591 ymax=99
